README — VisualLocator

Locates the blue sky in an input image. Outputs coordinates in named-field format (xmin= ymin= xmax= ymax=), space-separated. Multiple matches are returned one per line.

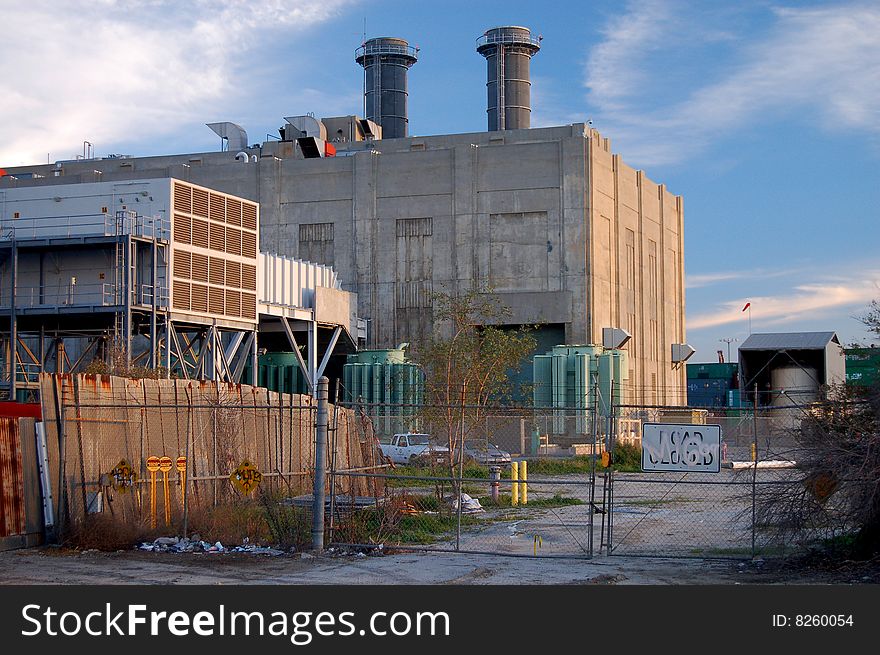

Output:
xmin=2 ymin=0 xmax=878 ymax=362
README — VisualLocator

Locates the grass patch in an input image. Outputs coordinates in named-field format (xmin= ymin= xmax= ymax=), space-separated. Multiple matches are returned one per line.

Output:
xmin=333 ymin=492 xmax=483 ymax=545
xmin=478 ymin=492 xmax=584 ymax=509
xmin=525 ymin=445 xmax=642 ymax=476
xmin=385 ymin=464 xmax=491 ymax=487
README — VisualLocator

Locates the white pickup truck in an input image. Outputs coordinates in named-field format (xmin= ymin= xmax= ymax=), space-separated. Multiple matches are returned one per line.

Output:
xmin=380 ymin=433 xmax=450 ymax=465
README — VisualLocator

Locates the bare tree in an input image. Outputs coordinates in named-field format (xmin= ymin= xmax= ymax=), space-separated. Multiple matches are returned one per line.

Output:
xmin=754 ymin=300 xmax=880 ymax=557
xmin=412 ymin=289 xmax=536 ymax=478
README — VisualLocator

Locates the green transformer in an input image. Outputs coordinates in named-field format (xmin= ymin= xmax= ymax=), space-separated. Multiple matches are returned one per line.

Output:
xmin=342 ymin=347 xmax=424 ymax=437
xmin=533 ymin=344 xmax=629 ymax=436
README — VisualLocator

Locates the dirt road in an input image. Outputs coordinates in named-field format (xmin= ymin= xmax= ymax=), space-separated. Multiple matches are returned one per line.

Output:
xmin=3 ymin=545 xmax=872 ymax=585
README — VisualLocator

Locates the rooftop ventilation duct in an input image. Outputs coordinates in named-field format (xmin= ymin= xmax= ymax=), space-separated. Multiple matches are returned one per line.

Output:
xmin=284 ymin=115 xmax=327 ymax=141
xmin=206 ymin=122 xmax=248 ymax=151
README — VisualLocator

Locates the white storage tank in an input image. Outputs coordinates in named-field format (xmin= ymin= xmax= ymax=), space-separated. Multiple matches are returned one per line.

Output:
xmin=770 ymin=365 xmax=819 ymax=407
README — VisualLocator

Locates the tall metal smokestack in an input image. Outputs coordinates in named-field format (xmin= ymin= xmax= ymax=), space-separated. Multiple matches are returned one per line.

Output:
xmin=476 ymin=26 xmax=541 ymax=131
xmin=355 ymin=37 xmax=419 ymax=139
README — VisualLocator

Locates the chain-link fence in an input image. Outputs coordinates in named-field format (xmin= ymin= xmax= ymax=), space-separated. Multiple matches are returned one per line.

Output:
xmin=325 ymin=400 xmax=601 ymax=558
xmin=605 ymin=402 xmax=848 ymax=558
xmin=38 ymin=373 xmax=380 ymax=551
xmin=34 ymin=375 xmax=865 ymax=561
xmin=327 ymin=468 xmax=597 ymax=559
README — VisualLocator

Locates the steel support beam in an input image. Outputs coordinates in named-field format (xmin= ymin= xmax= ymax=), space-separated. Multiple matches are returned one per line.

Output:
xmin=316 ymin=326 xmax=342 ymax=380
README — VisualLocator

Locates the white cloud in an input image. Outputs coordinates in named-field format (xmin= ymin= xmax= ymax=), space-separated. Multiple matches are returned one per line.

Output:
xmin=685 ymin=267 xmax=809 ymax=289
xmin=0 ymin=0 xmax=357 ymax=166
xmin=687 ymin=272 xmax=880 ymax=331
xmin=585 ymin=2 xmax=880 ymax=166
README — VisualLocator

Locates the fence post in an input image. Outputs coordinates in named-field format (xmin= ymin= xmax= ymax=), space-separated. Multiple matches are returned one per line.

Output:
xmin=311 ymin=376 xmax=329 ymax=551
xmin=751 ymin=383 xmax=759 ymax=559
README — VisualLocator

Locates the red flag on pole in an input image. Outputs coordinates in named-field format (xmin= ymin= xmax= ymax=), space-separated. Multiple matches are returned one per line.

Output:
xmin=742 ymin=302 xmax=751 ymax=312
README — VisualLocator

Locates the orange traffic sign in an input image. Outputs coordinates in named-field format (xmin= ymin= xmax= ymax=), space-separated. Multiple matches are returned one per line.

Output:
xmin=176 ymin=456 xmax=187 ymax=472
xmin=146 ymin=456 xmax=160 ymax=472
xmin=229 ymin=460 xmax=262 ymax=495
xmin=109 ymin=459 xmax=137 ymax=493
xmin=158 ymin=456 xmax=173 ymax=473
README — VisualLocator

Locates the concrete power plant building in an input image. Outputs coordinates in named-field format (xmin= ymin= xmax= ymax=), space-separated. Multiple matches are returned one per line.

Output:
xmin=0 ymin=26 xmax=687 ymax=406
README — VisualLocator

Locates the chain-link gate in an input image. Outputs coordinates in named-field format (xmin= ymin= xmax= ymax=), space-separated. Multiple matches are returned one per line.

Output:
xmin=605 ymin=403 xmax=832 ymax=559
xmin=327 ymin=402 xmax=605 ymax=559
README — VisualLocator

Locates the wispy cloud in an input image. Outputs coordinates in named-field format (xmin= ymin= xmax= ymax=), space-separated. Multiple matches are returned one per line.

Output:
xmin=585 ymin=1 xmax=880 ymax=166
xmin=687 ymin=272 xmax=880 ymax=331
xmin=1 ymin=0 xmax=357 ymax=166
xmin=686 ymin=266 xmax=808 ymax=289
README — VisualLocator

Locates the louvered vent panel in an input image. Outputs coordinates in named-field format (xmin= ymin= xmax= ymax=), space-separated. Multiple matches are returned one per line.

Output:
xmin=209 ymin=193 xmax=225 ymax=223
xmin=173 ymin=251 xmax=191 ymax=278
xmin=209 ymin=287 xmax=225 ymax=315
xmin=241 ymin=264 xmax=257 ymax=291
xmin=225 ymin=260 xmax=242 ymax=288
xmin=225 ymin=290 xmax=241 ymax=317
xmin=173 ymin=183 xmax=191 ymax=214
xmin=173 ymin=214 xmax=191 ymax=244
xmin=191 ymin=283 xmax=208 ymax=313
xmin=209 ymin=223 xmax=225 ymax=252
xmin=209 ymin=257 xmax=225 ymax=286
xmin=241 ymin=231 xmax=257 ymax=259
xmin=192 ymin=188 xmax=209 ymax=217
xmin=172 ymin=281 xmax=190 ymax=311
xmin=242 ymin=203 xmax=257 ymax=231
xmin=191 ymin=253 xmax=209 ymax=283
xmin=241 ymin=292 xmax=256 ymax=320
xmin=192 ymin=218 xmax=209 ymax=249
xmin=226 ymin=198 xmax=242 ymax=226
xmin=225 ymin=227 xmax=242 ymax=256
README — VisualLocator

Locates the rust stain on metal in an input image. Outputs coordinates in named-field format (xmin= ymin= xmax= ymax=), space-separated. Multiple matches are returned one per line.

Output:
xmin=100 ymin=375 xmax=112 ymax=391
xmin=0 ymin=418 xmax=26 ymax=539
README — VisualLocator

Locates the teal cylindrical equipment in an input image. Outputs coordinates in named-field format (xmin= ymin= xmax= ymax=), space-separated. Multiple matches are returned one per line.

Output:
xmin=342 ymin=347 xmax=425 ymax=437
xmin=532 ymin=344 xmax=629 ymax=435
xmin=248 ymin=352 xmax=310 ymax=395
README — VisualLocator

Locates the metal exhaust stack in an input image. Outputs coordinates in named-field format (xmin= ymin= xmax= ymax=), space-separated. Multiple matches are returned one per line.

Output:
xmin=476 ymin=26 xmax=541 ymax=131
xmin=355 ymin=37 xmax=419 ymax=139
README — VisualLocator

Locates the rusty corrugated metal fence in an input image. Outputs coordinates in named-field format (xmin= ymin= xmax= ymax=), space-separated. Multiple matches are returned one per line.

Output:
xmin=0 ymin=418 xmax=25 ymax=540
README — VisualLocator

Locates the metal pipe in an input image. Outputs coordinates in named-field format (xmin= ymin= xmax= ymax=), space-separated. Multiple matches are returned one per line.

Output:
xmin=489 ymin=466 xmax=500 ymax=503
xmin=311 ymin=376 xmax=329 ymax=550
xmin=751 ymin=383 xmax=759 ymax=558
xmin=9 ymin=241 xmax=18 ymax=398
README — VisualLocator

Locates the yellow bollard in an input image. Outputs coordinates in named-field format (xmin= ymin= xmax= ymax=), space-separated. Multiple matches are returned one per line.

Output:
xmin=750 ymin=443 xmax=756 ymax=462
xmin=146 ymin=456 xmax=160 ymax=529
xmin=521 ymin=460 xmax=528 ymax=505
xmin=511 ymin=461 xmax=519 ymax=506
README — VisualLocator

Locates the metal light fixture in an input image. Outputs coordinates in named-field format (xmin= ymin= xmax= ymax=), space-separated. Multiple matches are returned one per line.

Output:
xmin=602 ymin=327 xmax=631 ymax=350
xmin=671 ymin=343 xmax=696 ymax=366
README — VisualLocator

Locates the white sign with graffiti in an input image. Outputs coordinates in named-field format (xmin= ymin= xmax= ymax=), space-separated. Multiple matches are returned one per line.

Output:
xmin=641 ymin=423 xmax=722 ymax=473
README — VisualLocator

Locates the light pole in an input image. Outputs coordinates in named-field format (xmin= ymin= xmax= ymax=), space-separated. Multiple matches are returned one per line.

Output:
xmin=719 ymin=337 xmax=738 ymax=363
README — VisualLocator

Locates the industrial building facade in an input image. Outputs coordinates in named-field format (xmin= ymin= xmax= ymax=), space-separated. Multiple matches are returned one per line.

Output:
xmin=2 ymin=123 xmax=686 ymax=404
xmin=0 ymin=178 xmax=361 ymax=401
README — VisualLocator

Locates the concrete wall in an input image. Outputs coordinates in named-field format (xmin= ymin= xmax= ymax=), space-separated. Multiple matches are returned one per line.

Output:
xmin=2 ymin=124 xmax=686 ymax=404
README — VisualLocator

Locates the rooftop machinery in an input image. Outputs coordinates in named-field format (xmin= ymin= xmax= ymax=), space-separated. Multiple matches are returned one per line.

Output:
xmin=0 ymin=178 xmax=360 ymax=400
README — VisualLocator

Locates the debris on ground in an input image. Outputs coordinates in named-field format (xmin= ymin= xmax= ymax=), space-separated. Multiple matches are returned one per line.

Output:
xmin=136 ymin=536 xmax=284 ymax=556
xmin=451 ymin=493 xmax=485 ymax=514
xmin=327 ymin=544 xmax=385 ymax=558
